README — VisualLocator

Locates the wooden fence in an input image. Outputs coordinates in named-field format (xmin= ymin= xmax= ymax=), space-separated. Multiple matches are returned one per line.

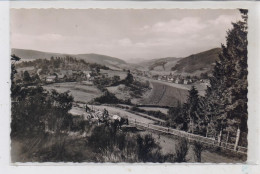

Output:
xmin=129 ymin=119 xmax=247 ymax=155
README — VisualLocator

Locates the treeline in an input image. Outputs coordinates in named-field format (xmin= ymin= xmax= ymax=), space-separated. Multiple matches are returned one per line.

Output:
xmin=16 ymin=56 xmax=109 ymax=74
xmin=167 ymin=10 xmax=248 ymax=149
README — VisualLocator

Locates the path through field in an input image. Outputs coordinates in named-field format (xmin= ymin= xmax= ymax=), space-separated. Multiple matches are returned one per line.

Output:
xmin=71 ymin=104 xmax=155 ymax=124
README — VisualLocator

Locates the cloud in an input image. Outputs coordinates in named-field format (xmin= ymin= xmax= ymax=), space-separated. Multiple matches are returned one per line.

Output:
xmin=208 ymin=14 xmax=240 ymax=26
xmin=11 ymin=9 xmax=242 ymax=60
xmin=141 ymin=17 xmax=206 ymax=35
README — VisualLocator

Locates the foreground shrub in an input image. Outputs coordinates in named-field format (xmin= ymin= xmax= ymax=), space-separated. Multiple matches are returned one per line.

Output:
xmin=87 ymin=125 xmax=176 ymax=162
xmin=193 ymin=141 xmax=204 ymax=162
xmin=175 ymin=138 xmax=189 ymax=162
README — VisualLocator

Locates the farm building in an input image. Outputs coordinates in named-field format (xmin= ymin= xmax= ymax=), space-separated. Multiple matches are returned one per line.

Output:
xmin=83 ymin=71 xmax=92 ymax=79
xmin=46 ymin=75 xmax=57 ymax=83
xmin=167 ymin=77 xmax=174 ymax=82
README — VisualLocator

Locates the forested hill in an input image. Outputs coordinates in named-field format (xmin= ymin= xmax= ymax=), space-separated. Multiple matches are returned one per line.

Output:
xmin=11 ymin=48 xmax=127 ymax=69
xmin=136 ymin=48 xmax=221 ymax=76
xmin=171 ymin=48 xmax=221 ymax=74
xmin=139 ymin=57 xmax=182 ymax=71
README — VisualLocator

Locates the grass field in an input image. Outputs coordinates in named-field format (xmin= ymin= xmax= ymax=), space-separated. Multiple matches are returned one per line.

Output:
xmin=107 ymin=84 xmax=133 ymax=101
xmin=43 ymin=82 xmax=102 ymax=103
xmin=140 ymin=131 xmax=245 ymax=163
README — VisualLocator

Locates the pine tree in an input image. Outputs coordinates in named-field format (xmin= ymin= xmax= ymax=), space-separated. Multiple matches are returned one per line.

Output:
xmin=202 ymin=9 xmax=248 ymax=148
xmin=185 ymin=86 xmax=201 ymax=134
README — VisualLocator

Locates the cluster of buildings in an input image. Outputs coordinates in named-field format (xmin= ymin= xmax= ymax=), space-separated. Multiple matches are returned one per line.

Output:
xmin=15 ymin=67 xmax=94 ymax=84
xmin=43 ymin=69 xmax=94 ymax=83
xmin=152 ymin=74 xmax=195 ymax=85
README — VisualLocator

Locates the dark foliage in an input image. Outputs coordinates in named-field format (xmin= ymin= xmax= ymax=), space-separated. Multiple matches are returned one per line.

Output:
xmin=193 ymin=141 xmax=204 ymax=162
xmin=175 ymin=138 xmax=189 ymax=162
xmin=93 ymin=91 xmax=131 ymax=105
xmin=131 ymin=106 xmax=167 ymax=120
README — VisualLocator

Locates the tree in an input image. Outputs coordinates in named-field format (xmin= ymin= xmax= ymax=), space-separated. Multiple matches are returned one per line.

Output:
xmin=185 ymin=86 xmax=202 ymax=133
xmin=11 ymin=54 xmax=21 ymax=99
xmin=23 ymin=71 xmax=31 ymax=82
xmin=202 ymin=9 xmax=248 ymax=148
xmin=125 ymin=70 xmax=134 ymax=85
xmin=112 ymin=75 xmax=120 ymax=84
xmin=96 ymin=67 xmax=100 ymax=74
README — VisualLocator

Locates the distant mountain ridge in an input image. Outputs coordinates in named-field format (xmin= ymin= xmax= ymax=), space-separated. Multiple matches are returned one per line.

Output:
xmin=12 ymin=47 xmax=222 ymax=75
xmin=11 ymin=48 xmax=127 ymax=70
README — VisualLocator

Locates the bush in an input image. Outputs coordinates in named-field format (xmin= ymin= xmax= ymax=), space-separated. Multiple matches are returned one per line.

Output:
xmin=93 ymin=91 xmax=131 ymax=105
xmin=175 ymin=138 xmax=189 ymax=162
xmin=193 ymin=141 xmax=204 ymax=162
xmin=86 ymin=125 xmax=177 ymax=162
xmin=131 ymin=106 xmax=167 ymax=120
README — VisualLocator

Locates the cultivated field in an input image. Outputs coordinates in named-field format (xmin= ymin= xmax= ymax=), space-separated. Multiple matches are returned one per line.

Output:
xmin=140 ymin=81 xmax=189 ymax=107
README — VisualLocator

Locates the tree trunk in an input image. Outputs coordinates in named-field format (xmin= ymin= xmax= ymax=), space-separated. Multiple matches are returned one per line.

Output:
xmin=217 ymin=129 xmax=222 ymax=146
xmin=234 ymin=127 xmax=241 ymax=151
xmin=190 ymin=120 xmax=194 ymax=134
xmin=45 ymin=120 xmax=49 ymax=132
xmin=206 ymin=123 xmax=209 ymax=137
xmin=225 ymin=131 xmax=230 ymax=148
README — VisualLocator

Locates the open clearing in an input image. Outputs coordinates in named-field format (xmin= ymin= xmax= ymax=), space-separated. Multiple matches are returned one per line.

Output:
xmin=43 ymin=82 xmax=102 ymax=103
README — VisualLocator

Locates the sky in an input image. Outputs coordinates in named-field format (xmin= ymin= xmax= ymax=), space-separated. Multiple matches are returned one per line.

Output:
xmin=11 ymin=9 xmax=242 ymax=62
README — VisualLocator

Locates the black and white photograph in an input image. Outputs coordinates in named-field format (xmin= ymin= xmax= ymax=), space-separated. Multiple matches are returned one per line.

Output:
xmin=10 ymin=8 xmax=248 ymax=163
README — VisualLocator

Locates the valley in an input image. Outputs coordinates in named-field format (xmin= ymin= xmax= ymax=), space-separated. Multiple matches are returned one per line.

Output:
xmin=11 ymin=47 xmax=246 ymax=163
